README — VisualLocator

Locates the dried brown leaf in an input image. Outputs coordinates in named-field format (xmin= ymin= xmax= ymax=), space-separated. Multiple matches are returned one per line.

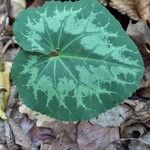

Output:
xmin=77 ymin=122 xmax=120 ymax=150
xmin=8 ymin=118 xmax=33 ymax=149
xmin=121 ymin=123 xmax=146 ymax=138
xmin=90 ymin=105 xmax=132 ymax=127
xmin=19 ymin=115 xmax=55 ymax=146
xmin=29 ymin=126 xmax=55 ymax=146
xmin=127 ymin=21 xmax=147 ymax=68
xmin=49 ymin=132 xmax=78 ymax=150
xmin=102 ymin=0 xmax=150 ymax=22
xmin=127 ymin=20 xmax=150 ymax=98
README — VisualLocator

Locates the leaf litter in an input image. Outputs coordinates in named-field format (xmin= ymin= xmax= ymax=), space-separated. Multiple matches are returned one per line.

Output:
xmin=0 ymin=0 xmax=150 ymax=149
xmin=101 ymin=0 xmax=150 ymax=22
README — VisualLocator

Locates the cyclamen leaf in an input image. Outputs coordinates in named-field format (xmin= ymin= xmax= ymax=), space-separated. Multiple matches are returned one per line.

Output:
xmin=12 ymin=0 xmax=144 ymax=121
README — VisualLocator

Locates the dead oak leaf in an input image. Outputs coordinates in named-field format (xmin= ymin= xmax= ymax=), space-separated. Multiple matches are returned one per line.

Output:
xmin=77 ymin=122 xmax=120 ymax=150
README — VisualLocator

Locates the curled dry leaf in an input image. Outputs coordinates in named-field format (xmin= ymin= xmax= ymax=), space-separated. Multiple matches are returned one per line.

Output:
xmin=120 ymin=101 xmax=150 ymax=138
xmin=102 ymin=0 xmax=150 ymax=22
xmin=0 ymin=62 xmax=12 ymax=119
xmin=121 ymin=123 xmax=146 ymax=138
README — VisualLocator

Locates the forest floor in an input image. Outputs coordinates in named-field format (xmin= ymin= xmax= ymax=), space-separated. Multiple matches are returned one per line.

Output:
xmin=0 ymin=0 xmax=150 ymax=150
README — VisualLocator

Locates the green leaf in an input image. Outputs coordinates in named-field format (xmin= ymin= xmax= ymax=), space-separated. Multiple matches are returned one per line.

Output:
xmin=12 ymin=0 xmax=144 ymax=121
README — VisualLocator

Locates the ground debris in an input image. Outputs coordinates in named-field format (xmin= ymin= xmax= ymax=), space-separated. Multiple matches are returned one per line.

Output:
xmin=0 ymin=119 xmax=6 ymax=144
xmin=90 ymin=104 xmax=132 ymax=127
xmin=1 ymin=1 xmax=150 ymax=150
xmin=100 ymin=0 xmax=150 ymax=23
xmin=77 ymin=122 xmax=120 ymax=150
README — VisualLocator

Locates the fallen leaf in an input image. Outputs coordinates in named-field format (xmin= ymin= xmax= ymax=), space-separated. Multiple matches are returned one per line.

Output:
xmin=126 ymin=20 xmax=150 ymax=99
xmin=41 ymin=122 xmax=78 ymax=150
xmin=20 ymin=114 xmax=34 ymax=134
xmin=0 ymin=62 xmax=12 ymax=119
xmin=121 ymin=123 xmax=146 ymax=138
xmin=29 ymin=125 xmax=55 ymax=146
xmin=90 ymin=104 xmax=132 ymax=127
xmin=127 ymin=21 xmax=150 ymax=66
xmin=19 ymin=115 xmax=55 ymax=146
xmin=8 ymin=118 xmax=33 ymax=149
xmin=49 ymin=131 xmax=78 ymax=150
xmin=120 ymin=101 xmax=150 ymax=139
xmin=19 ymin=104 xmax=55 ymax=128
xmin=11 ymin=0 xmax=26 ymax=18
xmin=77 ymin=122 xmax=120 ymax=150
xmin=4 ymin=120 xmax=20 ymax=149
xmin=19 ymin=103 xmax=75 ymax=134
xmin=103 ymin=0 xmax=150 ymax=22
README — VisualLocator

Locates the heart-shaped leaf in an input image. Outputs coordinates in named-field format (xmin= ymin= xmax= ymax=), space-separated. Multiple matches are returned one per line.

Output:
xmin=12 ymin=0 xmax=144 ymax=121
